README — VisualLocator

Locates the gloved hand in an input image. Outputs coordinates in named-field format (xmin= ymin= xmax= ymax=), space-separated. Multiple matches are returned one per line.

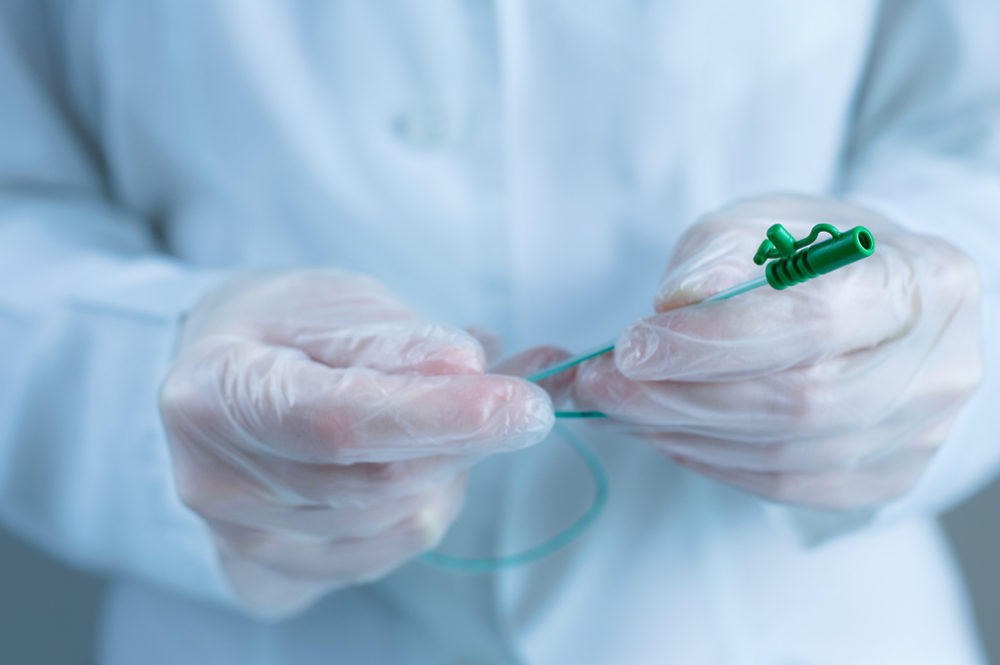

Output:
xmin=574 ymin=195 xmax=983 ymax=510
xmin=160 ymin=271 xmax=561 ymax=616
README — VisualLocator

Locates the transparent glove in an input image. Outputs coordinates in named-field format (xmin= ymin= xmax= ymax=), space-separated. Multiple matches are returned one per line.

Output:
xmin=574 ymin=195 xmax=983 ymax=510
xmin=160 ymin=270 xmax=557 ymax=616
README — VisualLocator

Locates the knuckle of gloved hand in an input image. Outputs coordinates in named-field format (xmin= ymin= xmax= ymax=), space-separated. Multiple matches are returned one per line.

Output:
xmin=880 ymin=459 xmax=929 ymax=504
xmin=253 ymin=550 xmax=341 ymax=583
xmin=834 ymin=434 xmax=890 ymax=468
xmin=571 ymin=363 xmax=619 ymax=411
xmin=212 ymin=521 xmax=273 ymax=561
xmin=888 ymin=474 xmax=923 ymax=504
xmin=907 ymin=434 xmax=945 ymax=464
xmin=759 ymin=440 xmax=821 ymax=471
xmin=285 ymin=480 xmax=344 ymax=508
xmin=292 ymin=523 xmax=428 ymax=584
xmin=347 ymin=544 xmax=425 ymax=585
xmin=281 ymin=267 xmax=367 ymax=291
xmin=940 ymin=244 xmax=982 ymax=301
xmin=273 ymin=270 xmax=404 ymax=315
xmin=684 ymin=215 xmax=755 ymax=244
xmin=844 ymin=391 xmax=895 ymax=433
xmin=661 ymin=230 xmax=759 ymax=290
xmin=773 ymin=365 xmax=888 ymax=433
xmin=359 ymin=461 xmax=416 ymax=494
xmin=770 ymin=473 xmax=863 ymax=511
xmin=335 ymin=270 xmax=394 ymax=295
xmin=174 ymin=473 xmax=212 ymax=514
xmin=160 ymin=356 xmax=229 ymax=441
xmin=655 ymin=267 xmax=744 ymax=312
xmin=512 ymin=345 xmax=571 ymax=374
xmin=313 ymin=414 xmax=368 ymax=464
xmin=932 ymin=352 xmax=985 ymax=404
xmin=226 ymin=535 xmax=375 ymax=584
xmin=908 ymin=235 xmax=979 ymax=301
xmin=300 ymin=467 xmax=412 ymax=508
xmin=755 ymin=471 xmax=804 ymax=505
xmin=159 ymin=358 xmax=199 ymax=419
xmin=473 ymin=379 xmax=551 ymax=436
xmin=964 ymin=356 xmax=986 ymax=394
xmin=799 ymin=435 xmax=879 ymax=471
xmin=407 ymin=324 xmax=485 ymax=373
xmin=744 ymin=440 xmax=787 ymax=470
xmin=771 ymin=373 xmax=831 ymax=429
xmin=792 ymin=288 xmax=840 ymax=337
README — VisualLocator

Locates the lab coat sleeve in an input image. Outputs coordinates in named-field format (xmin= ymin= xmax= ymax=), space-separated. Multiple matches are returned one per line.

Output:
xmin=772 ymin=0 xmax=1000 ymax=542
xmin=0 ymin=5 xmax=235 ymax=605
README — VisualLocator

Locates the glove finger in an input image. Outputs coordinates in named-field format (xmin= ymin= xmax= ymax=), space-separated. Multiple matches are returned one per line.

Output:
xmin=247 ymin=452 xmax=474 ymax=509
xmin=464 ymin=325 xmax=505 ymax=365
xmin=171 ymin=418 xmax=473 ymax=513
xmin=490 ymin=345 xmax=576 ymax=406
xmin=667 ymin=443 xmax=934 ymax=510
xmin=574 ymin=350 xmax=915 ymax=441
xmin=201 ymin=479 xmax=461 ymax=540
xmin=641 ymin=431 xmax=874 ymax=473
xmin=216 ymin=554 xmax=334 ymax=618
xmin=311 ymin=367 xmax=553 ymax=463
xmin=653 ymin=218 xmax=766 ymax=312
xmin=175 ymin=436 xmax=471 ymax=538
xmin=166 ymin=341 xmax=554 ymax=463
xmin=213 ymin=474 xmax=466 ymax=582
xmin=575 ymin=352 xmax=803 ymax=440
xmin=616 ymin=244 xmax=918 ymax=382
xmin=171 ymin=422 xmax=464 ymax=513
xmin=285 ymin=319 xmax=487 ymax=376
xmin=640 ymin=412 xmax=933 ymax=473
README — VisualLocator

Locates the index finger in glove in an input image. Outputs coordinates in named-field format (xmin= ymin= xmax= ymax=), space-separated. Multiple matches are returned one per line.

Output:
xmin=164 ymin=340 xmax=554 ymax=465
xmin=574 ymin=350 xmax=905 ymax=440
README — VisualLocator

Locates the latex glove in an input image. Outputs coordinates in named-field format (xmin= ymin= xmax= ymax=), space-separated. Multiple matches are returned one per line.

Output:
xmin=574 ymin=195 xmax=983 ymax=510
xmin=160 ymin=271 xmax=557 ymax=616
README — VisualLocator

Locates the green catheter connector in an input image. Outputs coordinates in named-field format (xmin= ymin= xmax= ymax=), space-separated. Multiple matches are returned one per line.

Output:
xmin=529 ymin=222 xmax=877 ymax=390
xmin=753 ymin=222 xmax=875 ymax=289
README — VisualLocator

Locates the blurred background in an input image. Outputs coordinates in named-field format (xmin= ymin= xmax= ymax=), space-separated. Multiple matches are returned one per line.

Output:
xmin=1 ymin=477 xmax=998 ymax=663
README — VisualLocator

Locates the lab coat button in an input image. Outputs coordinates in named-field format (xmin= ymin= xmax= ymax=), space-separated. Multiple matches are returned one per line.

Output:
xmin=391 ymin=106 xmax=448 ymax=148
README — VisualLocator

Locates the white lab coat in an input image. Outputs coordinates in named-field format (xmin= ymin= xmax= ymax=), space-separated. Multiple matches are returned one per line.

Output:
xmin=1 ymin=1 xmax=998 ymax=663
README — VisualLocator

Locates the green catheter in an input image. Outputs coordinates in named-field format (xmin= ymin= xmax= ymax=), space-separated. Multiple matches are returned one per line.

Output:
xmin=423 ymin=222 xmax=875 ymax=572
xmin=537 ymin=222 xmax=876 ymax=404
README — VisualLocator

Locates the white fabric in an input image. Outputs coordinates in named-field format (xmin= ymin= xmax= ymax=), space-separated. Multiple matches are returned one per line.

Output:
xmin=0 ymin=1 xmax=997 ymax=663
